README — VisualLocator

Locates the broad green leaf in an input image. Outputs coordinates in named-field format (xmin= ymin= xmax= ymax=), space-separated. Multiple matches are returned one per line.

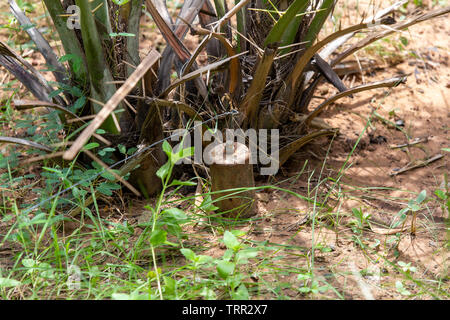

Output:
xmin=150 ymin=229 xmax=167 ymax=246
xmin=217 ymin=260 xmax=235 ymax=279
xmin=222 ymin=249 xmax=234 ymax=262
xmin=101 ymin=169 xmax=120 ymax=181
xmin=0 ymin=277 xmax=21 ymax=288
xmin=118 ymin=144 xmax=126 ymax=154
xmin=396 ymin=281 xmax=411 ymax=296
xmin=48 ymin=88 xmax=64 ymax=98
xmin=196 ymin=255 xmax=213 ymax=264
xmin=72 ymin=96 xmax=86 ymax=110
xmin=416 ymin=190 xmax=427 ymax=204
xmin=156 ymin=161 xmax=171 ymax=180
xmin=223 ymin=231 xmax=241 ymax=251
xmin=236 ymin=248 xmax=259 ymax=264
xmin=162 ymin=140 xmax=173 ymax=158
xmin=232 ymin=284 xmax=249 ymax=300
xmin=111 ymin=293 xmax=131 ymax=300
xmin=180 ymin=248 xmax=196 ymax=262
xmin=82 ymin=142 xmax=99 ymax=151
xmin=169 ymin=179 xmax=197 ymax=187
xmin=435 ymin=189 xmax=446 ymax=200
xmin=297 ymin=273 xmax=312 ymax=281
xmin=172 ymin=147 xmax=194 ymax=164
xmin=96 ymin=182 xmax=121 ymax=196
xmin=59 ymin=54 xmax=83 ymax=74
xmin=22 ymin=258 xmax=37 ymax=268
xmin=200 ymin=195 xmax=219 ymax=213
xmin=200 ymin=287 xmax=217 ymax=300
xmin=298 ymin=286 xmax=312 ymax=293
xmin=163 ymin=208 xmax=187 ymax=221
xmin=163 ymin=276 xmax=176 ymax=296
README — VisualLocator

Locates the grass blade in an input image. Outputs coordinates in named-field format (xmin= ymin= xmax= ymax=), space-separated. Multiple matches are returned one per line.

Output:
xmin=319 ymin=0 xmax=408 ymax=59
xmin=331 ymin=6 xmax=450 ymax=67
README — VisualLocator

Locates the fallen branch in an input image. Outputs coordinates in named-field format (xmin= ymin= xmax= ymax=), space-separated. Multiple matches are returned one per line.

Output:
xmin=389 ymin=137 xmax=429 ymax=149
xmin=390 ymin=154 xmax=444 ymax=176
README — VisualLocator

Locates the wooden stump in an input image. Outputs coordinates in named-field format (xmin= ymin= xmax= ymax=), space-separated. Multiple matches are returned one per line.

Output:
xmin=207 ymin=142 xmax=256 ymax=219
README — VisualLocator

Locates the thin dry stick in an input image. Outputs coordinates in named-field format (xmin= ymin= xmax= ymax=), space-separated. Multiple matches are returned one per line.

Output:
xmin=66 ymin=114 xmax=97 ymax=124
xmin=389 ymin=137 xmax=429 ymax=149
xmin=21 ymin=151 xmax=65 ymax=165
xmin=123 ymin=98 xmax=137 ymax=114
xmin=389 ymin=154 xmax=444 ymax=176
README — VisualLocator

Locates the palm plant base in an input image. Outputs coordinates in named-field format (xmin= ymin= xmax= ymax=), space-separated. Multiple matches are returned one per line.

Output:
xmin=1 ymin=0 xmax=449 ymax=203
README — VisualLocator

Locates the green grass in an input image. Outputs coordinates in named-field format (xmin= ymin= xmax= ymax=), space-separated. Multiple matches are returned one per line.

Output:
xmin=0 ymin=93 xmax=448 ymax=299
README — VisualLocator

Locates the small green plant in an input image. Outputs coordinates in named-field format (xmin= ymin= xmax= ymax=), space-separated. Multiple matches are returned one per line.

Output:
xmin=397 ymin=261 xmax=417 ymax=275
xmin=215 ymin=230 xmax=259 ymax=299
xmin=350 ymin=207 xmax=372 ymax=231
xmin=395 ymin=280 xmax=412 ymax=296
xmin=391 ymin=190 xmax=427 ymax=234
xmin=297 ymin=273 xmax=331 ymax=295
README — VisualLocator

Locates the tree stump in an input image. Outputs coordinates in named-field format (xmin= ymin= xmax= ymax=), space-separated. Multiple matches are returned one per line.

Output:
xmin=207 ymin=142 xmax=256 ymax=219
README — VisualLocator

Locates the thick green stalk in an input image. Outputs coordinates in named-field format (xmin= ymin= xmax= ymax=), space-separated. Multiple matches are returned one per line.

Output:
xmin=214 ymin=0 xmax=228 ymax=34
xmin=76 ymin=0 xmax=120 ymax=134
xmin=214 ymin=0 xmax=226 ymax=18
xmin=42 ymin=0 xmax=88 ymax=84
xmin=91 ymin=0 xmax=113 ymax=35
xmin=235 ymin=0 xmax=246 ymax=52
